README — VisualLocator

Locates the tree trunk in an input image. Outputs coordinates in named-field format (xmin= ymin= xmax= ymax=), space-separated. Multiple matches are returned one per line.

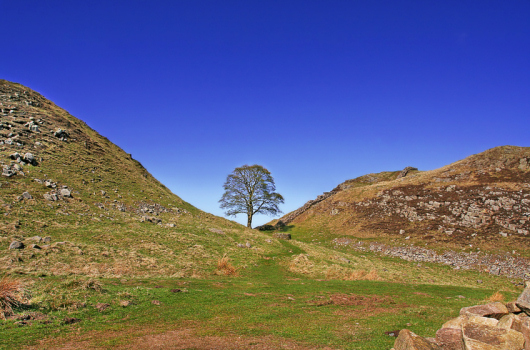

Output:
xmin=247 ymin=214 xmax=252 ymax=228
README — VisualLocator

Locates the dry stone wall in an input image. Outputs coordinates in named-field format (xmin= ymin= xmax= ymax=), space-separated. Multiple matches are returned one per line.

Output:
xmin=334 ymin=238 xmax=530 ymax=280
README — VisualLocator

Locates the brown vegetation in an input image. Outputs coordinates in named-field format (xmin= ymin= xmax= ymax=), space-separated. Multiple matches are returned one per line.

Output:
xmin=216 ymin=255 xmax=239 ymax=276
xmin=487 ymin=291 xmax=504 ymax=302
xmin=0 ymin=276 xmax=28 ymax=319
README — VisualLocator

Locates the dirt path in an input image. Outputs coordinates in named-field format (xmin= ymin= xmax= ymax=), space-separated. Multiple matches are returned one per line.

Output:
xmin=26 ymin=327 xmax=338 ymax=350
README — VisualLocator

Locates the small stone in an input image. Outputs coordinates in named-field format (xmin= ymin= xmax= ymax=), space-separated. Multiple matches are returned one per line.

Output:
xmin=2 ymin=165 xmax=15 ymax=177
xmin=59 ymin=188 xmax=71 ymax=197
xmin=44 ymin=180 xmax=54 ymax=188
xmin=9 ymin=241 xmax=24 ymax=250
xmin=23 ymin=153 xmax=35 ymax=165
xmin=54 ymin=128 xmax=69 ymax=139
xmin=22 ymin=192 xmax=32 ymax=200
xmin=119 ymin=300 xmax=131 ymax=307
xmin=151 ymin=300 xmax=161 ymax=305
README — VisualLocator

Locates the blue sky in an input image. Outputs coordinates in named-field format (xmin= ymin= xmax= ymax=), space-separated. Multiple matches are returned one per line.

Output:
xmin=2 ymin=1 xmax=529 ymax=227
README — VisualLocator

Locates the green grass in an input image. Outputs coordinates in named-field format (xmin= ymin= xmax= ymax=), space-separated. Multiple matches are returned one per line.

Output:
xmin=1 ymin=249 xmax=521 ymax=350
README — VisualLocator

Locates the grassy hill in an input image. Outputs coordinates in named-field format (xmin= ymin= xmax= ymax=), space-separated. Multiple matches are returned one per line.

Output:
xmin=0 ymin=80 xmax=526 ymax=349
xmin=277 ymin=146 xmax=530 ymax=258
xmin=0 ymin=79 xmax=290 ymax=280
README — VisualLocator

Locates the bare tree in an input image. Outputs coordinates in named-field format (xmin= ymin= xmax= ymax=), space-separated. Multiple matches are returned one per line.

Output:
xmin=219 ymin=165 xmax=284 ymax=228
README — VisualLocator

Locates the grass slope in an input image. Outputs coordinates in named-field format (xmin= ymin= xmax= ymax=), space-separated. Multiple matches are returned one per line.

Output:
xmin=277 ymin=146 xmax=530 ymax=256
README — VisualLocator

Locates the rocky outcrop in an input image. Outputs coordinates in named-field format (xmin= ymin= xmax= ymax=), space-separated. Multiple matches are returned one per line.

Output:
xmin=392 ymin=286 xmax=530 ymax=350
xmin=356 ymin=184 xmax=530 ymax=237
xmin=397 ymin=167 xmax=418 ymax=179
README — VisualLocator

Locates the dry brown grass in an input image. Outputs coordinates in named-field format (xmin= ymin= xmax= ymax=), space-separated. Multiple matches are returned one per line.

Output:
xmin=0 ymin=276 xmax=29 ymax=319
xmin=347 ymin=269 xmax=380 ymax=281
xmin=487 ymin=291 xmax=504 ymax=302
xmin=323 ymin=265 xmax=381 ymax=281
xmin=347 ymin=270 xmax=368 ymax=280
xmin=216 ymin=255 xmax=238 ymax=276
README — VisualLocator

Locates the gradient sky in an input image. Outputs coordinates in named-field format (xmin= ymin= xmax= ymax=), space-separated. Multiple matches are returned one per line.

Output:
xmin=2 ymin=1 xmax=529 ymax=227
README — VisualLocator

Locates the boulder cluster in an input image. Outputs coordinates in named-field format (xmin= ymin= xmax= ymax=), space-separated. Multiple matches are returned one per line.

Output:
xmin=392 ymin=285 xmax=530 ymax=349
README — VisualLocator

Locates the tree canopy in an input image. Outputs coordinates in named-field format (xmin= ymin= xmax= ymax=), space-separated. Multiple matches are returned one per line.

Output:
xmin=219 ymin=165 xmax=284 ymax=228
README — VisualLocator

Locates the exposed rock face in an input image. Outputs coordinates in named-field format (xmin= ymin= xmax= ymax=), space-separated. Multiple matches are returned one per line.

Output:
xmin=394 ymin=286 xmax=530 ymax=350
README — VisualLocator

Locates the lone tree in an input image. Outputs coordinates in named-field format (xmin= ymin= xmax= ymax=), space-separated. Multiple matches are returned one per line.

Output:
xmin=219 ymin=165 xmax=284 ymax=228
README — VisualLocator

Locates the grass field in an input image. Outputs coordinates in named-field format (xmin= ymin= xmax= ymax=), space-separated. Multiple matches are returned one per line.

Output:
xmin=1 ymin=235 xmax=521 ymax=350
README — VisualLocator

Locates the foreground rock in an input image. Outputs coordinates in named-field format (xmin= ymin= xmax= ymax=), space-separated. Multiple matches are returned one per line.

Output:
xmin=460 ymin=302 xmax=509 ymax=320
xmin=394 ymin=329 xmax=441 ymax=349
xmin=516 ymin=288 xmax=530 ymax=315
xmin=393 ymin=285 xmax=530 ymax=349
